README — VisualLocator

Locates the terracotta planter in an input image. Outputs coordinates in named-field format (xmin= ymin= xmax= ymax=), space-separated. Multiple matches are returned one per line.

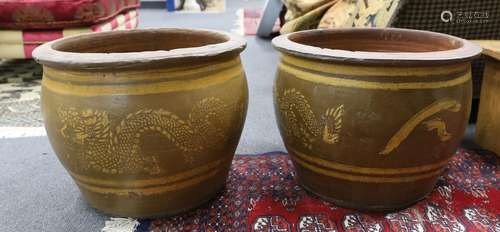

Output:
xmin=33 ymin=28 xmax=248 ymax=218
xmin=272 ymin=28 xmax=481 ymax=211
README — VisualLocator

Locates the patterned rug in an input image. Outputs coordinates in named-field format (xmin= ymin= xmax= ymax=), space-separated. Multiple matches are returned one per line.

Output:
xmin=0 ymin=59 xmax=42 ymax=128
xmin=133 ymin=148 xmax=499 ymax=231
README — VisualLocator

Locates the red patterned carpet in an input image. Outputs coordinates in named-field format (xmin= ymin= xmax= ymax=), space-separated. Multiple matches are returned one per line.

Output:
xmin=138 ymin=148 xmax=499 ymax=231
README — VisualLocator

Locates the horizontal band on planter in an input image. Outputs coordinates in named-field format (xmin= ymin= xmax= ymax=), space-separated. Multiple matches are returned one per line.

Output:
xmin=279 ymin=62 xmax=470 ymax=90
xmin=288 ymin=147 xmax=450 ymax=175
xmin=291 ymin=155 xmax=444 ymax=183
xmin=281 ymin=59 xmax=469 ymax=83
xmin=42 ymin=57 xmax=241 ymax=85
xmin=74 ymin=169 xmax=221 ymax=196
xmin=69 ymin=158 xmax=230 ymax=195
xmin=68 ymin=157 xmax=229 ymax=188
xmin=281 ymin=54 xmax=467 ymax=77
xmin=42 ymin=66 xmax=244 ymax=96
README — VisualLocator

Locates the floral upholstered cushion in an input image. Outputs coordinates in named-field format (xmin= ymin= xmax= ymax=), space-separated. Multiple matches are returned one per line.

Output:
xmin=0 ymin=0 xmax=139 ymax=29
xmin=0 ymin=10 xmax=138 ymax=59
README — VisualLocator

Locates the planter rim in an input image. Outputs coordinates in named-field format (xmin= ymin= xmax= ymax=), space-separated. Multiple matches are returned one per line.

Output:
xmin=272 ymin=28 xmax=482 ymax=65
xmin=32 ymin=28 xmax=246 ymax=70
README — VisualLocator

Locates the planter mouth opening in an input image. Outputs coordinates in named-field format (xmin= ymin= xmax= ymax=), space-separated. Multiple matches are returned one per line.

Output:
xmin=33 ymin=28 xmax=246 ymax=70
xmin=272 ymin=28 xmax=482 ymax=65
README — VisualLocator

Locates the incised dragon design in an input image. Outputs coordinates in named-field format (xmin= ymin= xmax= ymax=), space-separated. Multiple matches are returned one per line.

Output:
xmin=277 ymin=88 xmax=344 ymax=149
xmin=277 ymin=88 xmax=461 ymax=155
xmin=57 ymin=97 xmax=231 ymax=175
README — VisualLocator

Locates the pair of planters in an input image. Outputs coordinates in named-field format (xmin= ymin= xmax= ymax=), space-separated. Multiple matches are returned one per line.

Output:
xmin=33 ymin=28 xmax=481 ymax=218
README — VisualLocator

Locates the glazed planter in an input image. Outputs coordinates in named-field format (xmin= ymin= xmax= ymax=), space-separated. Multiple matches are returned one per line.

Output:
xmin=272 ymin=28 xmax=481 ymax=211
xmin=33 ymin=28 xmax=248 ymax=218
xmin=475 ymin=41 xmax=500 ymax=157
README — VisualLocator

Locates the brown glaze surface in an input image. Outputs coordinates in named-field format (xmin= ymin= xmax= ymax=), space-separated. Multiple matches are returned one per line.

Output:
xmin=272 ymin=28 xmax=481 ymax=211
xmin=33 ymin=28 xmax=248 ymax=218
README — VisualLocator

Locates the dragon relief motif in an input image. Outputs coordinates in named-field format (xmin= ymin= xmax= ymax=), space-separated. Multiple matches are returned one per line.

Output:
xmin=277 ymin=88 xmax=344 ymax=149
xmin=277 ymin=88 xmax=461 ymax=155
xmin=422 ymin=117 xmax=453 ymax=141
xmin=378 ymin=98 xmax=461 ymax=155
xmin=57 ymin=97 xmax=231 ymax=175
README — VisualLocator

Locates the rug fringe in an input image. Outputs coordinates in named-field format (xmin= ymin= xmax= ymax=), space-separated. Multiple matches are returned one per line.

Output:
xmin=102 ymin=218 xmax=139 ymax=232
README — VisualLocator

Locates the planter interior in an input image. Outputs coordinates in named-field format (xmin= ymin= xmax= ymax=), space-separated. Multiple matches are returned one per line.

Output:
xmin=288 ymin=29 xmax=462 ymax=53
xmin=53 ymin=29 xmax=229 ymax=53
